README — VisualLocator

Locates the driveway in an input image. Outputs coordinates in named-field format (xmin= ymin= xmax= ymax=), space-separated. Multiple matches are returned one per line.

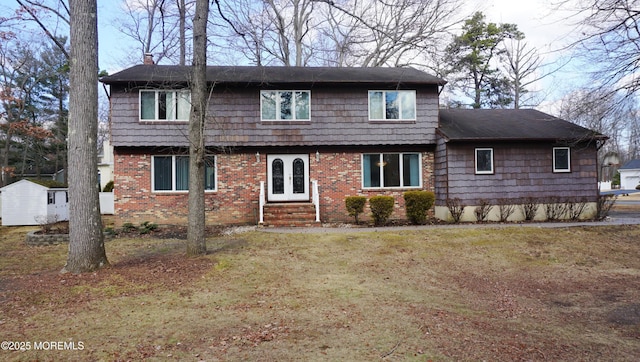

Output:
xmin=608 ymin=191 xmax=640 ymax=220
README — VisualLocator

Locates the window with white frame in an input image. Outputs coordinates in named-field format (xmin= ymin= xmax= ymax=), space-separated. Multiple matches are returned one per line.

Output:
xmin=362 ymin=153 xmax=421 ymax=188
xmin=553 ymin=147 xmax=571 ymax=172
xmin=152 ymin=155 xmax=216 ymax=192
xmin=140 ymin=90 xmax=191 ymax=121
xmin=368 ymin=90 xmax=416 ymax=120
xmin=261 ymin=90 xmax=310 ymax=121
xmin=47 ymin=191 xmax=55 ymax=204
xmin=475 ymin=148 xmax=494 ymax=174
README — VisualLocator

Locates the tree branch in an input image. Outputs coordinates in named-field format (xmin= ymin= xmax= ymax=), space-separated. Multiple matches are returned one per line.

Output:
xmin=15 ymin=0 xmax=70 ymax=59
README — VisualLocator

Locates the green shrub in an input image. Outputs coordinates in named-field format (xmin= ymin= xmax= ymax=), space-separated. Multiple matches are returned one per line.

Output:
xmin=345 ymin=196 xmax=367 ymax=224
xmin=139 ymin=221 xmax=158 ymax=234
xmin=103 ymin=180 xmax=114 ymax=192
xmin=369 ymin=195 xmax=394 ymax=226
xmin=403 ymin=191 xmax=435 ymax=225
xmin=122 ymin=222 xmax=137 ymax=233
xmin=612 ymin=172 xmax=620 ymax=186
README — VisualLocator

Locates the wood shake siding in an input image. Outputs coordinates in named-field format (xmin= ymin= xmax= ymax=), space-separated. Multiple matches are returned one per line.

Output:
xmin=104 ymin=66 xmax=606 ymax=224
xmin=442 ymin=142 xmax=599 ymax=204
xmin=434 ymin=136 xmax=448 ymax=205
xmin=109 ymin=84 xmax=440 ymax=148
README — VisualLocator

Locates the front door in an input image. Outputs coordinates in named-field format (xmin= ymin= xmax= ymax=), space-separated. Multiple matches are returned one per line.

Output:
xmin=267 ymin=154 xmax=309 ymax=202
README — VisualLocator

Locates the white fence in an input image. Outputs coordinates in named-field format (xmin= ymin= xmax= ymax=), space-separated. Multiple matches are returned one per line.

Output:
xmin=599 ymin=181 xmax=612 ymax=192
xmin=99 ymin=192 xmax=114 ymax=214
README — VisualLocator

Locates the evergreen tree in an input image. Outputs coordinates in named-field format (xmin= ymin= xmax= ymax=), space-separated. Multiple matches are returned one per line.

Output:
xmin=445 ymin=12 xmax=521 ymax=108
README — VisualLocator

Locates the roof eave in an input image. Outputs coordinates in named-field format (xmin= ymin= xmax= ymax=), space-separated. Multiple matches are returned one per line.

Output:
xmin=442 ymin=136 xmax=608 ymax=142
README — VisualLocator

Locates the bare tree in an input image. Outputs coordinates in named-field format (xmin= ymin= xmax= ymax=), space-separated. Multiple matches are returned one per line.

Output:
xmin=555 ymin=0 xmax=640 ymax=98
xmin=556 ymin=88 xmax=633 ymax=159
xmin=186 ymin=0 xmax=208 ymax=256
xmin=501 ymin=37 xmax=543 ymax=108
xmin=116 ymin=0 xmax=193 ymax=65
xmin=313 ymin=0 xmax=463 ymax=68
xmin=627 ymin=110 xmax=640 ymax=160
xmin=266 ymin=0 xmax=316 ymax=66
xmin=215 ymin=0 xmax=273 ymax=65
xmin=1 ymin=37 xmax=36 ymax=186
xmin=15 ymin=0 xmax=71 ymax=59
xmin=177 ymin=0 xmax=187 ymax=65
xmin=314 ymin=3 xmax=360 ymax=66
xmin=216 ymin=0 xmax=318 ymax=66
xmin=62 ymin=0 xmax=108 ymax=273
xmin=216 ymin=0 xmax=463 ymax=68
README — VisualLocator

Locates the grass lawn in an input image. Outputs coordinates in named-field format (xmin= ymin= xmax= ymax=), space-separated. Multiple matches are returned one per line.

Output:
xmin=1 ymin=224 xmax=640 ymax=361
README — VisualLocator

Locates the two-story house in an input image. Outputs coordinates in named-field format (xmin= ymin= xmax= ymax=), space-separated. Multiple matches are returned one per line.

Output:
xmin=100 ymin=62 xmax=606 ymax=226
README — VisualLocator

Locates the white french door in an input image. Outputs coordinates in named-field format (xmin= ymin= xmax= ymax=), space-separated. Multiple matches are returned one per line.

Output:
xmin=267 ymin=154 xmax=309 ymax=202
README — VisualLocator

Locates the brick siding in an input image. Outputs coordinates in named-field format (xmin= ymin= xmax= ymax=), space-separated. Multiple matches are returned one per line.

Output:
xmin=114 ymin=148 xmax=435 ymax=226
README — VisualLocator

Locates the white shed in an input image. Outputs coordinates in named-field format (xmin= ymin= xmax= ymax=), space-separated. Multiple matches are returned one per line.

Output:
xmin=0 ymin=179 xmax=69 ymax=226
xmin=619 ymin=159 xmax=640 ymax=190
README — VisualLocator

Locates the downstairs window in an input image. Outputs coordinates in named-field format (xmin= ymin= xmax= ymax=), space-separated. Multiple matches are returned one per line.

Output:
xmin=152 ymin=155 xmax=216 ymax=192
xmin=362 ymin=153 xmax=421 ymax=188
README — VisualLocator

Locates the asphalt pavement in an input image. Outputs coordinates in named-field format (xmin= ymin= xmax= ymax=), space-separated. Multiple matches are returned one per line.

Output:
xmin=260 ymin=192 xmax=640 ymax=234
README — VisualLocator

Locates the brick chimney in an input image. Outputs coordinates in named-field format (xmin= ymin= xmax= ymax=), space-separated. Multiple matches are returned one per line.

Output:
xmin=143 ymin=53 xmax=154 ymax=65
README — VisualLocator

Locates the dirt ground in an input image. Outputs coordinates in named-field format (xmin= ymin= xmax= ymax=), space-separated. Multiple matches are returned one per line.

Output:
xmin=1 ymin=205 xmax=639 ymax=361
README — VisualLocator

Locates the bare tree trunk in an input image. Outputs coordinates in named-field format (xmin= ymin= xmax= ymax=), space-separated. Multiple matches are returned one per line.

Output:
xmin=186 ymin=0 xmax=208 ymax=256
xmin=178 ymin=0 xmax=186 ymax=66
xmin=1 ymin=129 xmax=13 ymax=186
xmin=63 ymin=0 xmax=108 ymax=273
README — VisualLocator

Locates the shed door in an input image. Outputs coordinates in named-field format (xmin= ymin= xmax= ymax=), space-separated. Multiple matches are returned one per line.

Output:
xmin=267 ymin=154 xmax=309 ymax=202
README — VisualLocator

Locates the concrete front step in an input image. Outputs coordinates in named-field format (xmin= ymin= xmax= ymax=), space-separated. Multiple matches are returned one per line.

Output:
xmin=262 ymin=202 xmax=319 ymax=227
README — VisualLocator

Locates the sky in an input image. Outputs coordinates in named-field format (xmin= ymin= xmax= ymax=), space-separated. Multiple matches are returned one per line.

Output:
xmin=95 ymin=0 xmax=580 ymax=67
xmin=472 ymin=0 xmax=587 ymax=111
xmin=95 ymin=0 xmax=586 ymax=109
xmin=2 ymin=0 xmax=589 ymax=112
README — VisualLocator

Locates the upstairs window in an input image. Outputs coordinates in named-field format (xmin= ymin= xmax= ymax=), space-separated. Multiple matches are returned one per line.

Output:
xmin=140 ymin=90 xmax=191 ymax=121
xmin=475 ymin=148 xmax=494 ymax=174
xmin=362 ymin=153 xmax=421 ymax=188
xmin=553 ymin=147 xmax=571 ymax=172
xmin=261 ymin=90 xmax=310 ymax=121
xmin=152 ymin=155 xmax=216 ymax=192
xmin=369 ymin=90 xmax=416 ymax=120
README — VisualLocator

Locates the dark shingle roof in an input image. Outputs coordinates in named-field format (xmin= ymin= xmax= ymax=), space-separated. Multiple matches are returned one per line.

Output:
xmin=438 ymin=109 xmax=607 ymax=142
xmin=100 ymin=65 xmax=446 ymax=86
xmin=620 ymin=159 xmax=640 ymax=170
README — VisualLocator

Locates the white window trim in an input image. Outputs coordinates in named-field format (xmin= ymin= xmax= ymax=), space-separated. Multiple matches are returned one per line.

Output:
xmin=553 ymin=147 xmax=571 ymax=173
xmin=361 ymin=152 xmax=423 ymax=189
xmin=151 ymin=155 xmax=217 ymax=193
xmin=475 ymin=148 xmax=494 ymax=174
xmin=260 ymin=90 xmax=311 ymax=121
xmin=139 ymin=89 xmax=191 ymax=122
xmin=368 ymin=90 xmax=417 ymax=121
